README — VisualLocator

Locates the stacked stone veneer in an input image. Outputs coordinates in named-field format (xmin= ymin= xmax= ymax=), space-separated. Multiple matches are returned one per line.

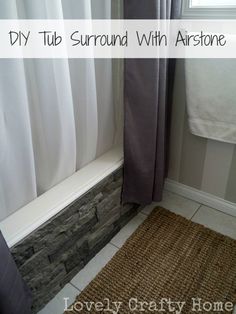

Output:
xmin=10 ymin=168 xmax=140 ymax=313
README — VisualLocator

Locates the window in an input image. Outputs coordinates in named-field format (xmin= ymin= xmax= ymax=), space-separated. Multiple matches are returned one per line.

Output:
xmin=191 ymin=0 xmax=236 ymax=7
xmin=182 ymin=0 xmax=236 ymax=18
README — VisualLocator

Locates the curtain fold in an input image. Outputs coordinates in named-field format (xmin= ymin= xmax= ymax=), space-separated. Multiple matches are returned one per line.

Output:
xmin=0 ymin=0 xmax=120 ymax=221
xmin=122 ymin=0 xmax=181 ymax=205
xmin=0 ymin=1 xmax=37 ymax=220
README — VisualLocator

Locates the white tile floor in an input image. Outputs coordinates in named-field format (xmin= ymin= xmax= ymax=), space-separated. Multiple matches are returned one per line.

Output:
xmin=38 ymin=190 xmax=236 ymax=314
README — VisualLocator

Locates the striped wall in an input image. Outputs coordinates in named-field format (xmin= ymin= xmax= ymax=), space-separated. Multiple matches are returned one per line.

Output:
xmin=168 ymin=59 xmax=236 ymax=203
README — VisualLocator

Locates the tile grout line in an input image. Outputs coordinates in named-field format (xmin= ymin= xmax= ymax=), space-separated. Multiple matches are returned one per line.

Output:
xmin=199 ymin=204 xmax=236 ymax=219
xmin=164 ymin=188 xmax=202 ymax=205
xmin=166 ymin=189 xmax=236 ymax=219
xmin=190 ymin=204 xmax=202 ymax=221
xmin=109 ymin=242 xmax=121 ymax=250
xmin=69 ymin=282 xmax=82 ymax=293
xmin=190 ymin=202 xmax=236 ymax=220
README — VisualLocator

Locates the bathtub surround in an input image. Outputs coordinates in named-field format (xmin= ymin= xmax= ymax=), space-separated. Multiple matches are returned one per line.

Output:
xmin=10 ymin=168 xmax=140 ymax=313
xmin=185 ymin=59 xmax=236 ymax=144
xmin=0 ymin=232 xmax=32 ymax=314
xmin=123 ymin=0 xmax=181 ymax=205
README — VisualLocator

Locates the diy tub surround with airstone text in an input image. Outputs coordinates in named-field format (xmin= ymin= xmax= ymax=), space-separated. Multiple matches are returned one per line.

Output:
xmin=10 ymin=168 xmax=141 ymax=313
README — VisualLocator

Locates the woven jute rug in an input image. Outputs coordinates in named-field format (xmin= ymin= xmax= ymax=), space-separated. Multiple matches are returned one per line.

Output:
xmin=65 ymin=207 xmax=236 ymax=314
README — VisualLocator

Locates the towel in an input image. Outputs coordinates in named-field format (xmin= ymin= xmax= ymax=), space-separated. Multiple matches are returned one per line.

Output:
xmin=0 ymin=231 xmax=32 ymax=314
xmin=185 ymin=59 xmax=236 ymax=144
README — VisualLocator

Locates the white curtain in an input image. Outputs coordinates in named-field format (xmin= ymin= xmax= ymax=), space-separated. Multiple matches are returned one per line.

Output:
xmin=0 ymin=0 xmax=122 ymax=221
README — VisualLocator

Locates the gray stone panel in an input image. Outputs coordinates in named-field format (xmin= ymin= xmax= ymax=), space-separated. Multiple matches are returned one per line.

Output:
xmin=11 ymin=168 xmax=140 ymax=313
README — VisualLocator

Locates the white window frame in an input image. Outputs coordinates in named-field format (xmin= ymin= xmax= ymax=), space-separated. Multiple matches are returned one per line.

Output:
xmin=182 ymin=0 xmax=236 ymax=18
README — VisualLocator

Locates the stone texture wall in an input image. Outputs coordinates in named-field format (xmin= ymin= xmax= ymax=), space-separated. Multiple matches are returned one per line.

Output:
xmin=11 ymin=168 xmax=140 ymax=313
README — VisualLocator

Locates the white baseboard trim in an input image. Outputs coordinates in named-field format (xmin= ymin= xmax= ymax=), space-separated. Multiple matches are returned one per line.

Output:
xmin=165 ymin=179 xmax=236 ymax=218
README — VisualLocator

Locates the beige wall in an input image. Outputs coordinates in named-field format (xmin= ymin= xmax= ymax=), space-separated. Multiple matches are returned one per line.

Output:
xmin=168 ymin=60 xmax=236 ymax=203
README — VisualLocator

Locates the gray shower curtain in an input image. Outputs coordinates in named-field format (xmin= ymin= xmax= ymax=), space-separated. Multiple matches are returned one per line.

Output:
xmin=0 ymin=232 xmax=32 ymax=314
xmin=122 ymin=0 xmax=181 ymax=205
